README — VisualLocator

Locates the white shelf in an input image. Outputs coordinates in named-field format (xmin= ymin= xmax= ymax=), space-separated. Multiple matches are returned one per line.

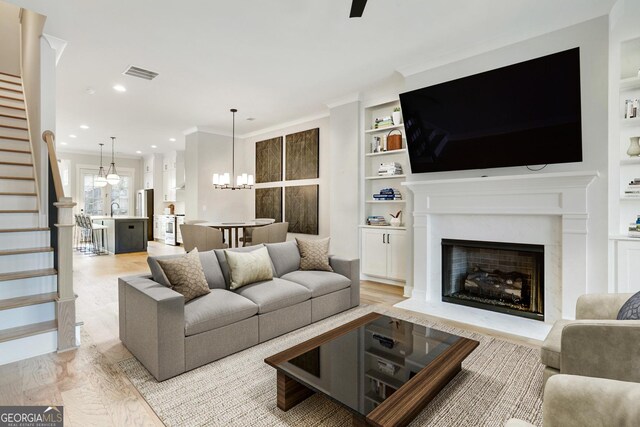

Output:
xmin=366 ymin=149 xmax=407 ymax=157
xmin=365 ymin=175 xmax=406 ymax=180
xmin=620 ymin=77 xmax=640 ymax=91
xmin=364 ymin=124 xmax=404 ymax=134
xmin=620 ymin=157 xmax=640 ymax=165
xmin=609 ymin=234 xmax=640 ymax=242
xmin=366 ymin=200 xmax=406 ymax=204
xmin=620 ymin=196 xmax=640 ymax=201
xmin=359 ymin=225 xmax=406 ymax=230
xmin=621 ymin=117 xmax=640 ymax=127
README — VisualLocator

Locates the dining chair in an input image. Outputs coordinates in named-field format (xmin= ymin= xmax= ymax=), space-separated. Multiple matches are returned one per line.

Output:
xmin=186 ymin=219 xmax=207 ymax=225
xmin=180 ymin=224 xmax=228 ymax=252
xmin=249 ymin=222 xmax=289 ymax=245
xmin=241 ymin=218 xmax=276 ymax=246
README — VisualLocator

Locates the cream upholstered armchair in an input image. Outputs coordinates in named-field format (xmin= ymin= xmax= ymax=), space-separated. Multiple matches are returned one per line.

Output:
xmin=505 ymin=374 xmax=640 ymax=427
xmin=180 ymin=224 xmax=228 ymax=251
xmin=540 ymin=293 xmax=640 ymax=384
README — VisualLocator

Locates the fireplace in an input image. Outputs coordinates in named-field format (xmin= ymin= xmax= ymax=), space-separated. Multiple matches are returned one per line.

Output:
xmin=441 ymin=239 xmax=544 ymax=321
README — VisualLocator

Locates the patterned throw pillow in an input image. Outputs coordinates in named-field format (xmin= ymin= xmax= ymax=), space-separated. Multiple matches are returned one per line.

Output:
xmin=296 ymin=237 xmax=333 ymax=272
xmin=224 ymin=247 xmax=274 ymax=290
xmin=617 ymin=291 xmax=640 ymax=320
xmin=157 ymin=248 xmax=210 ymax=303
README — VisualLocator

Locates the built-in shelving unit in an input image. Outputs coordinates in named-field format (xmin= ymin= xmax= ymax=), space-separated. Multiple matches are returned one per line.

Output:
xmin=360 ymin=97 xmax=410 ymax=286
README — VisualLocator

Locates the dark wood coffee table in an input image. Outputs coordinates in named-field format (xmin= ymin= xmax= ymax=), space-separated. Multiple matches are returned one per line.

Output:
xmin=265 ymin=312 xmax=479 ymax=426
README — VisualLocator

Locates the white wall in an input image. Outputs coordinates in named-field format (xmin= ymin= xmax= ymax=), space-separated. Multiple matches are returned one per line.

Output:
xmin=244 ymin=116 xmax=331 ymax=241
xmin=400 ymin=16 xmax=610 ymax=294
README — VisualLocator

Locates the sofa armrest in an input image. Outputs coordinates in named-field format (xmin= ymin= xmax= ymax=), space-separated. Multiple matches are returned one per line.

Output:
xmin=541 ymin=375 xmax=640 ymax=427
xmin=329 ymin=256 xmax=360 ymax=308
xmin=118 ymin=275 xmax=186 ymax=381
xmin=561 ymin=320 xmax=640 ymax=382
xmin=575 ymin=293 xmax=633 ymax=320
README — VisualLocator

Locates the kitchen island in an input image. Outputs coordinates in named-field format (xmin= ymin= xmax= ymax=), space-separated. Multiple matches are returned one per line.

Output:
xmin=91 ymin=216 xmax=149 ymax=254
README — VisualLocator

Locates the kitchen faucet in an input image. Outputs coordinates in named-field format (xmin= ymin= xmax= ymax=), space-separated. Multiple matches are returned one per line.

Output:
xmin=110 ymin=202 xmax=120 ymax=217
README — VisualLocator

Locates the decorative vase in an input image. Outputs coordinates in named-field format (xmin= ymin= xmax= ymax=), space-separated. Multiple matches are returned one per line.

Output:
xmin=390 ymin=217 xmax=401 ymax=227
xmin=628 ymin=136 xmax=640 ymax=157
xmin=392 ymin=111 xmax=402 ymax=126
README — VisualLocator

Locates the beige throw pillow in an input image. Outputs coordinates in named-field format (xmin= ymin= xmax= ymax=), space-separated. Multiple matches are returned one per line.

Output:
xmin=224 ymin=247 xmax=274 ymax=290
xmin=156 ymin=248 xmax=210 ymax=303
xmin=296 ymin=237 xmax=333 ymax=272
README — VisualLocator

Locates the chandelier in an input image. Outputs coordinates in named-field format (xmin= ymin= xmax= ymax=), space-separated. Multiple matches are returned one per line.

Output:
xmin=212 ymin=108 xmax=254 ymax=190
xmin=106 ymin=136 xmax=121 ymax=185
xmin=95 ymin=143 xmax=108 ymax=187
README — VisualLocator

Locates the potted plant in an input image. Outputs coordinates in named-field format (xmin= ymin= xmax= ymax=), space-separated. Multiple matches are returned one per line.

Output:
xmin=392 ymin=107 xmax=402 ymax=126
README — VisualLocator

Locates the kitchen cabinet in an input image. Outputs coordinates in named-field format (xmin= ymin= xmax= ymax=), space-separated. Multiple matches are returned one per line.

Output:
xmin=154 ymin=215 xmax=166 ymax=241
xmin=361 ymin=228 xmax=407 ymax=281
xmin=161 ymin=151 xmax=183 ymax=202
xmin=91 ymin=217 xmax=148 ymax=254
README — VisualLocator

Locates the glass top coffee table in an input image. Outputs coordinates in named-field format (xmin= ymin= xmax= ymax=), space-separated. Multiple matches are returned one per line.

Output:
xmin=265 ymin=312 xmax=479 ymax=426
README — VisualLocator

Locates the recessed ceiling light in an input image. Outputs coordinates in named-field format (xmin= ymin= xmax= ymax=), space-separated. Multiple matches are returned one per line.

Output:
xmin=169 ymin=138 xmax=176 ymax=142
xmin=69 ymin=134 xmax=77 ymax=138
xmin=86 ymin=87 xmax=96 ymax=95
xmin=80 ymin=125 xmax=89 ymax=129
xmin=151 ymin=145 xmax=157 ymax=148
xmin=246 ymin=117 xmax=256 ymax=121
xmin=60 ymin=142 xmax=68 ymax=145
xmin=136 ymin=150 xmax=142 ymax=154
xmin=113 ymin=84 xmax=127 ymax=92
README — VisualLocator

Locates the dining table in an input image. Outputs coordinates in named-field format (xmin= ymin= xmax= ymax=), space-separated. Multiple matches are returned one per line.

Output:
xmin=198 ymin=221 xmax=270 ymax=248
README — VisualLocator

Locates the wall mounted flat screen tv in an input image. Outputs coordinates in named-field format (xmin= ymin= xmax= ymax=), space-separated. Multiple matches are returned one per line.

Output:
xmin=400 ymin=48 xmax=582 ymax=174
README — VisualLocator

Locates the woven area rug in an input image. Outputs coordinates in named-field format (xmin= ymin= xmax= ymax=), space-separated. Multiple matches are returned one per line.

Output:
xmin=118 ymin=305 xmax=543 ymax=426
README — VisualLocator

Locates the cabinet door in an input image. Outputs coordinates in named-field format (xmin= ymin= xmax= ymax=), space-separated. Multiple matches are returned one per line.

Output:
xmin=386 ymin=230 xmax=407 ymax=281
xmin=144 ymin=172 xmax=153 ymax=189
xmin=167 ymin=173 xmax=176 ymax=202
xmin=153 ymin=217 xmax=159 ymax=239
xmin=617 ymin=241 xmax=640 ymax=293
xmin=144 ymin=156 xmax=153 ymax=173
xmin=361 ymin=229 xmax=388 ymax=278
xmin=162 ymin=170 xmax=170 ymax=201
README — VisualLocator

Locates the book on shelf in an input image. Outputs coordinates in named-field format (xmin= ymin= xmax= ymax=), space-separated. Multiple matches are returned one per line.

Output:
xmin=367 ymin=215 xmax=390 ymax=226
xmin=629 ymin=223 xmax=640 ymax=238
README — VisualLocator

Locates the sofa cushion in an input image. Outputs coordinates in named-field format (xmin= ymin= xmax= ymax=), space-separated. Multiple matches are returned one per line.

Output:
xmin=215 ymin=244 xmax=275 ymax=288
xmin=541 ymin=319 xmax=572 ymax=370
xmin=184 ymin=289 xmax=258 ymax=336
xmin=224 ymin=247 xmax=274 ymax=290
xmin=265 ymin=241 xmax=300 ymax=277
xmin=148 ymin=249 xmax=226 ymax=289
xmin=234 ymin=278 xmax=311 ymax=314
xmin=281 ymin=270 xmax=351 ymax=298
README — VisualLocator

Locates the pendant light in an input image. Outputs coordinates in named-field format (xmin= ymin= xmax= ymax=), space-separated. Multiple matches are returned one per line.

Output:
xmin=212 ymin=108 xmax=254 ymax=190
xmin=95 ymin=143 xmax=108 ymax=188
xmin=106 ymin=136 xmax=121 ymax=185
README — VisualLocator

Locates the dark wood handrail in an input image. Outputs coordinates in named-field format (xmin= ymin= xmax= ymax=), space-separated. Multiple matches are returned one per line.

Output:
xmin=42 ymin=130 xmax=64 ymax=201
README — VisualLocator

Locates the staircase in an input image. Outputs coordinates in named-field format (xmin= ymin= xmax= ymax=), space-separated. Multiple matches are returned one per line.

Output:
xmin=0 ymin=70 xmax=62 ymax=365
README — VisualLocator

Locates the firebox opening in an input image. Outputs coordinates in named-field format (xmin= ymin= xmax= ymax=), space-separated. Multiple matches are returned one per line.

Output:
xmin=441 ymin=239 xmax=544 ymax=321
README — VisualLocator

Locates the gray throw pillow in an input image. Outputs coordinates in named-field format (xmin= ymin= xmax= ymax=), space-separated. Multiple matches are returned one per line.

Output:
xmin=148 ymin=249 xmax=226 ymax=289
xmin=296 ymin=237 xmax=333 ymax=272
xmin=617 ymin=291 xmax=640 ymax=320
xmin=265 ymin=241 xmax=301 ymax=277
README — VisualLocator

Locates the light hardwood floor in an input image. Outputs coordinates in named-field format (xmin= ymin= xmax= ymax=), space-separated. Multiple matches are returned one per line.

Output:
xmin=0 ymin=242 xmax=540 ymax=426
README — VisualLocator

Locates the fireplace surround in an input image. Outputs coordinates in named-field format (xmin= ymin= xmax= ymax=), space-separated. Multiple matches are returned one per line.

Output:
xmin=441 ymin=239 xmax=544 ymax=321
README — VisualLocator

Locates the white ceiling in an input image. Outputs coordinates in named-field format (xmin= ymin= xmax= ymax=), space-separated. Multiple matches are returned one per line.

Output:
xmin=7 ymin=0 xmax=615 ymax=156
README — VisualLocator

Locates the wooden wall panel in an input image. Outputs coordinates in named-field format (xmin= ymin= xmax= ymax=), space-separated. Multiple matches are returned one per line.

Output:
xmin=255 ymin=187 xmax=282 ymax=222
xmin=285 ymin=185 xmax=318 ymax=235
xmin=255 ymin=137 xmax=282 ymax=183
xmin=285 ymin=128 xmax=319 ymax=180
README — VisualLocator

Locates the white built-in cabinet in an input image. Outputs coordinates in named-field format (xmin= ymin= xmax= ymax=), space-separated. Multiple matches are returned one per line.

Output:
xmin=161 ymin=151 xmax=184 ymax=202
xmin=361 ymin=228 xmax=407 ymax=281
xmin=612 ymin=238 xmax=640 ymax=293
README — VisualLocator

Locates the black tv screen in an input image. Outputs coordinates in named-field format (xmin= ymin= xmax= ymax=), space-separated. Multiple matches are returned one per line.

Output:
xmin=400 ymin=48 xmax=582 ymax=174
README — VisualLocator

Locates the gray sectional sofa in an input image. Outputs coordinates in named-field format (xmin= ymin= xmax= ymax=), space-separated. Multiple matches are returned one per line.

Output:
xmin=118 ymin=241 xmax=360 ymax=381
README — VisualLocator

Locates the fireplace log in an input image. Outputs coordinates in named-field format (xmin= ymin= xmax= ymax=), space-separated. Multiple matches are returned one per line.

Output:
xmin=463 ymin=266 xmax=529 ymax=302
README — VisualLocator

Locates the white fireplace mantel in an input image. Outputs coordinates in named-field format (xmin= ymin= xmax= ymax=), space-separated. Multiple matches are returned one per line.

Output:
xmin=397 ymin=170 xmax=599 ymax=339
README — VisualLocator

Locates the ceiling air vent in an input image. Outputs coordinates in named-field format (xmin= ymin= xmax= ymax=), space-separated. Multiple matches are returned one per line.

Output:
xmin=122 ymin=65 xmax=159 ymax=81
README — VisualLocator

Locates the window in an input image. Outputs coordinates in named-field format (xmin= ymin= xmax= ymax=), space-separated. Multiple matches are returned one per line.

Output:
xmin=78 ymin=167 xmax=134 ymax=216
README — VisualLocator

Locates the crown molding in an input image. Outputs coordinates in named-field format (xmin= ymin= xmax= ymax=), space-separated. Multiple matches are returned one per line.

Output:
xmin=42 ymin=33 xmax=67 ymax=65
xmin=182 ymin=126 xmax=231 ymax=137
xmin=240 ymin=111 xmax=329 ymax=140
xmin=325 ymin=92 xmax=361 ymax=109
xmin=56 ymin=147 xmax=142 ymax=160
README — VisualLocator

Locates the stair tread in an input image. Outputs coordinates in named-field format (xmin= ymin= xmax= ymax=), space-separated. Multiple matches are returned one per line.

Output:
xmin=0 ymin=71 xmax=21 ymax=79
xmin=0 ymin=209 xmax=38 ymax=213
xmin=0 ymin=78 xmax=22 ymax=87
xmin=0 ymin=268 xmax=56 ymax=281
xmin=0 ymin=94 xmax=23 ymax=102
xmin=0 ymin=192 xmax=37 ymax=197
xmin=0 ymin=86 xmax=22 ymax=94
xmin=0 ymin=135 xmax=29 ymax=141
xmin=0 ymin=105 xmax=26 ymax=111
xmin=0 ymin=227 xmax=49 ymax=233
xmin=0 ymin=161 xmax=33 ymax=167
xmin=0 ymin=247 xmax=53 ymax=256
xmin=0 ymin=124 xmax=28 ymax=131
xmin=0 ymin=292 xmax=57 ymax=311
xmin=0 ymin=320 xmax=57 ymax=344
xmin=0 ymin=148 xmax=30 ymax=154
xmin=0 ymin=113 xmax=27 ymax=121
xmin=0 ymin=176 xmax=35 ymax=181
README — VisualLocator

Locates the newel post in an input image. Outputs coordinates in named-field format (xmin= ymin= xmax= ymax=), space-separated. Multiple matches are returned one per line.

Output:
xmin=55 ymin=196 xmax=78 ymax=352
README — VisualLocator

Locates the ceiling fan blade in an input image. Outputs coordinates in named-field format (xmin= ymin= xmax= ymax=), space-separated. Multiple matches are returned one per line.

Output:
xmin=349 ymin=0 xmax=368 ymax=18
